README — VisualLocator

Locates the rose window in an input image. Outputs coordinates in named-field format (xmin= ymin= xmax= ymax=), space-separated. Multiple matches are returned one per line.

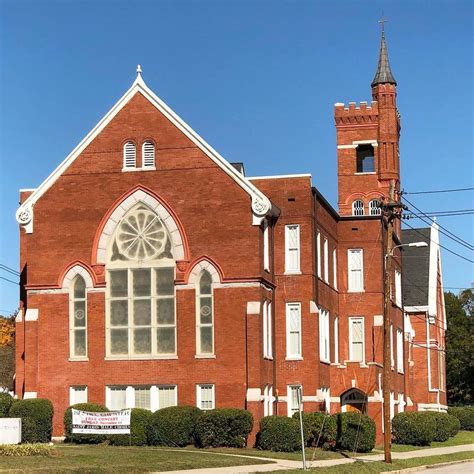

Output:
xmin=117 ymin=209 xmax=167 ymax=260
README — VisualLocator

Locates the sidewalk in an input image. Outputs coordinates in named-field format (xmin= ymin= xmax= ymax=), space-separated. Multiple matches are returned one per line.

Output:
xmin=158 ymin=443 xmax=474 ymax=474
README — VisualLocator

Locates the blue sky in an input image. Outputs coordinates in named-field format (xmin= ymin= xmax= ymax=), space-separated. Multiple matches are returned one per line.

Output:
xmin=0 ymin=0 xmax=472 ymax=314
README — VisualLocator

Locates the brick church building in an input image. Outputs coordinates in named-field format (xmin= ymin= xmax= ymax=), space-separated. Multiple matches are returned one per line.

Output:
xmin=15 ymin=31 xmax=446 ymax=442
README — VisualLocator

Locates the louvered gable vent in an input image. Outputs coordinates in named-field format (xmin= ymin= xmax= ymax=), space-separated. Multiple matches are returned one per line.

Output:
xmin=123 ymin=141 xmax=136 ymax=168
xmin=143 ymin=141 xmax=155 ymax=168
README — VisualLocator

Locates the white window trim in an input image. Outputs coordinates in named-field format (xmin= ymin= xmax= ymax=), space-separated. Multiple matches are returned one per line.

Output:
xmin=196 ymin=271 xmax=215 ymax=357
xmin=317 ymin=231 xmax=321 ymax=278
xmin=285 ymin=225 xmax=301 ymax=274
xmin=334 ymin=316 xmax=339 ymax=364
xmin=123 ymin=141 xmax=137 ymax=170
xmin=287 ymin=385 xmax=302 ymax=417
xmin=105 ymin=385 xmax=177 ymax=411
xmin=395 ymin=270 xmax=402 ymax=308
xmin=333 ymin=248 xmax=338 ymax=289
xmin=397 ymin=328 xmax=404 ymax=373
xmin=69 ymin=276 xmax=88 ymax=361
xmin=263 ymin=301 xmax=273 ymax=359
xmin=348 ymin=249 xmax=364 ymax=292
xmin=319 ymin=308 xmax=330 ymax=363
xmin=323 ymin=238 xmax=329 ymax=283
xmin=390 ymin=324 xmax=394 ymax=369
xmin=352 ymin=200 xmax=364 ymax=216
xmin=369 ymin=199 xmax=382 ymax=216
xmin=69 ymin=386 xmax=88 ymax=405
xmin=263 ymin=385 xmax=274 ymax=416
xmin=263 ymin=220 xmax=270 ymax=272
xmin=349 ymin=317 xmax=365 ymax=363
xmin=196 ymin=384 xmax=215 ymax=410
xmin=286 ymin=302 xmax=302 ymax=360
xmin=142 ymin=141 xmax=156 ymax=169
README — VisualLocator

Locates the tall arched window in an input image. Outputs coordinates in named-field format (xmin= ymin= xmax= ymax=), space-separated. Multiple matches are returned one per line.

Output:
xmin=107 ymin=204 xmax=176 ymax=358
xmin=142 ymin=141 xmax=155 ymax=168
xmin=369 ymin=199 xmax=382 ymax=216
xmin=123 ymin=141 xmax=136 ymax=169
xmin=352 ymin=200 xmax=364 ymax=216
xmin=196 ymin=270 xmax=214 ymax=355
xmin=70 ymin=275 xmax=87 ymax=358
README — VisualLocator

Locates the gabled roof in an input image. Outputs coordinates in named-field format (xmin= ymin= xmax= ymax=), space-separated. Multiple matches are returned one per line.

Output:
xmin=16 ymin=67 xmax=274 ymax=232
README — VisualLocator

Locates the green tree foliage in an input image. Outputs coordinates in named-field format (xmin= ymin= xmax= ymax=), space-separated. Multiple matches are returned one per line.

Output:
xmin=445 ymin=289 xmax=474 ymax=404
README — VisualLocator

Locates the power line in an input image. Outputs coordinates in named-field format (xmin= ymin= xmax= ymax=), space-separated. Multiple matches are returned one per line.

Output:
xmin=0 ymin=275 xmax=18 ymax=285
xmin=403 ymin=221 xmax=474 ymax=264
xmin=402 ymin=196 xmax=474 ymax=250
xmin=402 ymin=187 xmax=474 ymax=195
xmin=0 ymin=264 xmax=20 ymax=277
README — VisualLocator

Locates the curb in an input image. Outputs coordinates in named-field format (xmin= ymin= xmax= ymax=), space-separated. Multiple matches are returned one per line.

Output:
xmin=381 ymin=458 xmax=473 ymax=473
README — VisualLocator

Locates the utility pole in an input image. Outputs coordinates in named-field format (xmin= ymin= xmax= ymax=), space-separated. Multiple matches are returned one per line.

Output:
xmin=383 ymin=180 xmax=395 ymax=464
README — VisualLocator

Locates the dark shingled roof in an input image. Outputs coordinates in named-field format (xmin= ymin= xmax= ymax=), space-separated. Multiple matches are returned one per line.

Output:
xmin=371 ymin=31 xmax=397 ymax=87
xmin=402 ymin=228 xmax=431 ymax=307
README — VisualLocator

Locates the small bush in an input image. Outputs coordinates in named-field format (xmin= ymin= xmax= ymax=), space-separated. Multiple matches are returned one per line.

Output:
xmin=292 ymin=411 xmax=336 ymax=448
xmin=64 ymin=403 xmax=109 ymax=444
xmin=109 ymin=408 xmax=152 ymax=446
xmin=335 ymin=412 xmax=375 ymax=453
xmin=423 ymin=412 xmax=458 ymax=442
xmin=446 ymin=414 xmax=461 ymax=437
xmin=392 ymin=412 xmax=436 ymax=446
xmin=0 ymin=443 xmax=54 ymax=456
xmin=448 ymin=407 xmax=474 ymax=431
xmin=147 ymin=406 xmax=201 ymax=447
xmin=9 ymin=399 xmax=54 ymax=443
xmin=0 ymin=393 xmax=13 ymax=416
xmin=257 ymin=416 xmax=305 ymax=452
xmin=195 ymin=408 xmax=253 ymax=448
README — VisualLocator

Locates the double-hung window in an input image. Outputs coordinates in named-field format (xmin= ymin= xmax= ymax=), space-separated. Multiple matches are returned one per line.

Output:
xmin=319 ymin=308 xmax=330 ymax=363
xmin=108 ymin=386 xmax=128 ymax=410
xmin=70 ymin=386 xmax=87 ymax=405
xmin=323 ymin=238 xmax=329 ymax=283
xmin=396 ymin=329 xmax=404 ymax=373
xmin=286 ymin=303 xmax=302 ymax=359
xmin=334 ymin=316 xmax=339 ymax=364
xmin=395 ymin=270 xmax=402 ymax=307
xmin=316 ymin=231 xmax=321 ymax=278
xmin=285 ymin=225 xmax=300 ymax=273
xmin=158 ymin=386 xmax=177 ymax=409
xmin=263 ymin=301 xmax=273 ymax=359
xmin=288 ymin=385 xmax=302 ymax=416
xmin=333 ymin=248 xmax=338 ymax=289
xmin=197 ymin=384 xmax=215 ymax=410
xmin=348 ymin=249 xmax=364 ymax=292
xmin=349 ymin=317 xmax=365 ymax=362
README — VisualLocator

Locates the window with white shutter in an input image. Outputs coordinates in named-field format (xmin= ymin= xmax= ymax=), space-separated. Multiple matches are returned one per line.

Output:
xmin=286 ymin=303 xmax=302 ymax=358
xmin=142 ymin=141 xmax=155 ymax=168
xmin=123 ymin=141 xmax=136 ymax=169
xmin=319 ymin=308 xmax=330 ymax=363
xmin=263 ymin=300 xmax=273 ymax=359
xmin=334 ymin=316 xmax=339 ymax=364
xmin=285 ymin=225 xmax=300 ymax=273
xmin=348 ymin=249 xmax=364 ymax=292
xmin=349 ymin=317 xmax=364 ymax=362
xmin=395 ymin=270 xmax=402 ymax=307
xmin=397 ymin=329 xmax=404 ymax=373
xmin=263 ymin=220 xmax=270 ymax=272
xmin=316 ymin=231 xmax=321 ymax=277
xmin=390 ymin=324 xmax=394 ymax=368
xmin=323 ymin=238 xmax=329 ymax=283
xmin=333 ymin=248 xmax=338 ymax=289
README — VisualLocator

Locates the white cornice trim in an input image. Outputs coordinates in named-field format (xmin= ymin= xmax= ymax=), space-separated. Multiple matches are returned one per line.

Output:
xmin=248 ymin=173 xmax=312 ymax=180
xmin=405 ymin=306 xmax=429 ymax=313
xmin=16 ymin=72 xmax=272 ymax=232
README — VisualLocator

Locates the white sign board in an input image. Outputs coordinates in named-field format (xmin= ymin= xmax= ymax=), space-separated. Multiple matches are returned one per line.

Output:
xmin=72 ymin=409 xmax=131 ymax=435
xmin=0 ymin=418 xmax=21 ymax=444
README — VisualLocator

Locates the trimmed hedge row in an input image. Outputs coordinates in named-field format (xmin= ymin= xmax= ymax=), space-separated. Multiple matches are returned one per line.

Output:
xmin=292 ymin=411 xmax=337 ymax=448
xmin=448 ymin=407 xmax=474 ymax=431
xmin=8 ymin=399 xmax=54 ymax=443
xmin=0 ymin=392 xmax=14 ymax=416
xmin=392 ymin=411 xmax=461 ymax=446
xmin=257 ymin=416 xmax=304 ymax=452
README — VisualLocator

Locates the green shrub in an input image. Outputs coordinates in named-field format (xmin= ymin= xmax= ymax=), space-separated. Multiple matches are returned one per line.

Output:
xmin=195 ymin=408 xmax=253 ymax=448
xmin=0 ymin=393 xmax=13 ymax=416
xmin=446 ymin=414 xmax=461 ymax=437
xmin=292 ymin=411 xmax=336 ymax=448
xmin=448 ymin=407 xmax=474 ymax=431
xmin=392 ymin=412 xmax=436 ymax=446
xmin=335 ymin=412 xmax=375 ymax=453
xmin=9 ymin=399 xmax=53 ymax=443
xmin=109 ymin=408 xmax=152 ymax=446
xmin=64 ymin=403 xmax=109 ymax=444
xmin=256 ymin=416 xmax=305 ymax=452
xmin=422 ymin=412 xmax=459 ymax=442
xmin=0 ymin=443 xmax=54 ymax=456
xmin=147 ymin=406 xmax=201 ymax=447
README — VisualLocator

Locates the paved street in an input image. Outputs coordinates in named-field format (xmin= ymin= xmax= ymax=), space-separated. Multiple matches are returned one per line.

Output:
xmin=415 ymin=461 xmax=474 ymax=472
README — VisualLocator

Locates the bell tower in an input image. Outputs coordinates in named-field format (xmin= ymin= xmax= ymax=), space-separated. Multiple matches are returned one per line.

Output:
xmin=335 ymin=24 xmax=400 ymax=217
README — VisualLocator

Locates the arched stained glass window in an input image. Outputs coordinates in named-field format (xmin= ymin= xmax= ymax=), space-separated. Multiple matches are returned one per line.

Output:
xmin=70 ymin=275 xmax=87 ymax=358
xmin=196 ymin=270 xmax=214 ymax=355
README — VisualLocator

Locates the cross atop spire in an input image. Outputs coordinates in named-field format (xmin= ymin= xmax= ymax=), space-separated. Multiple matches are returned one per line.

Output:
xmin=371 ymin=19 xmax=397 ymax=87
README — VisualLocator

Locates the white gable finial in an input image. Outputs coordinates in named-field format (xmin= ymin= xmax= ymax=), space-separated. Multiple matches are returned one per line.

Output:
xmin=136 ymin=64 xmax=142 ymax=74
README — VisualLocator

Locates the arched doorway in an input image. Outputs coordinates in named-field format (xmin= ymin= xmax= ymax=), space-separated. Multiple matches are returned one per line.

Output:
xmin=341 ymin=389 xmax=368 ymax=414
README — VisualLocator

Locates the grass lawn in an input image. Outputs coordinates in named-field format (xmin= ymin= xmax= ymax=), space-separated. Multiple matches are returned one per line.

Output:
xmin=281 ymin=451 xmax=474 ymax=473
xmin=187 ymin=446 xmax=346 ymax=461
xmin=0 ymin=444 xmax=274 ymax=473
xmin=377 ymin=430 xmax=474 ymax=452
